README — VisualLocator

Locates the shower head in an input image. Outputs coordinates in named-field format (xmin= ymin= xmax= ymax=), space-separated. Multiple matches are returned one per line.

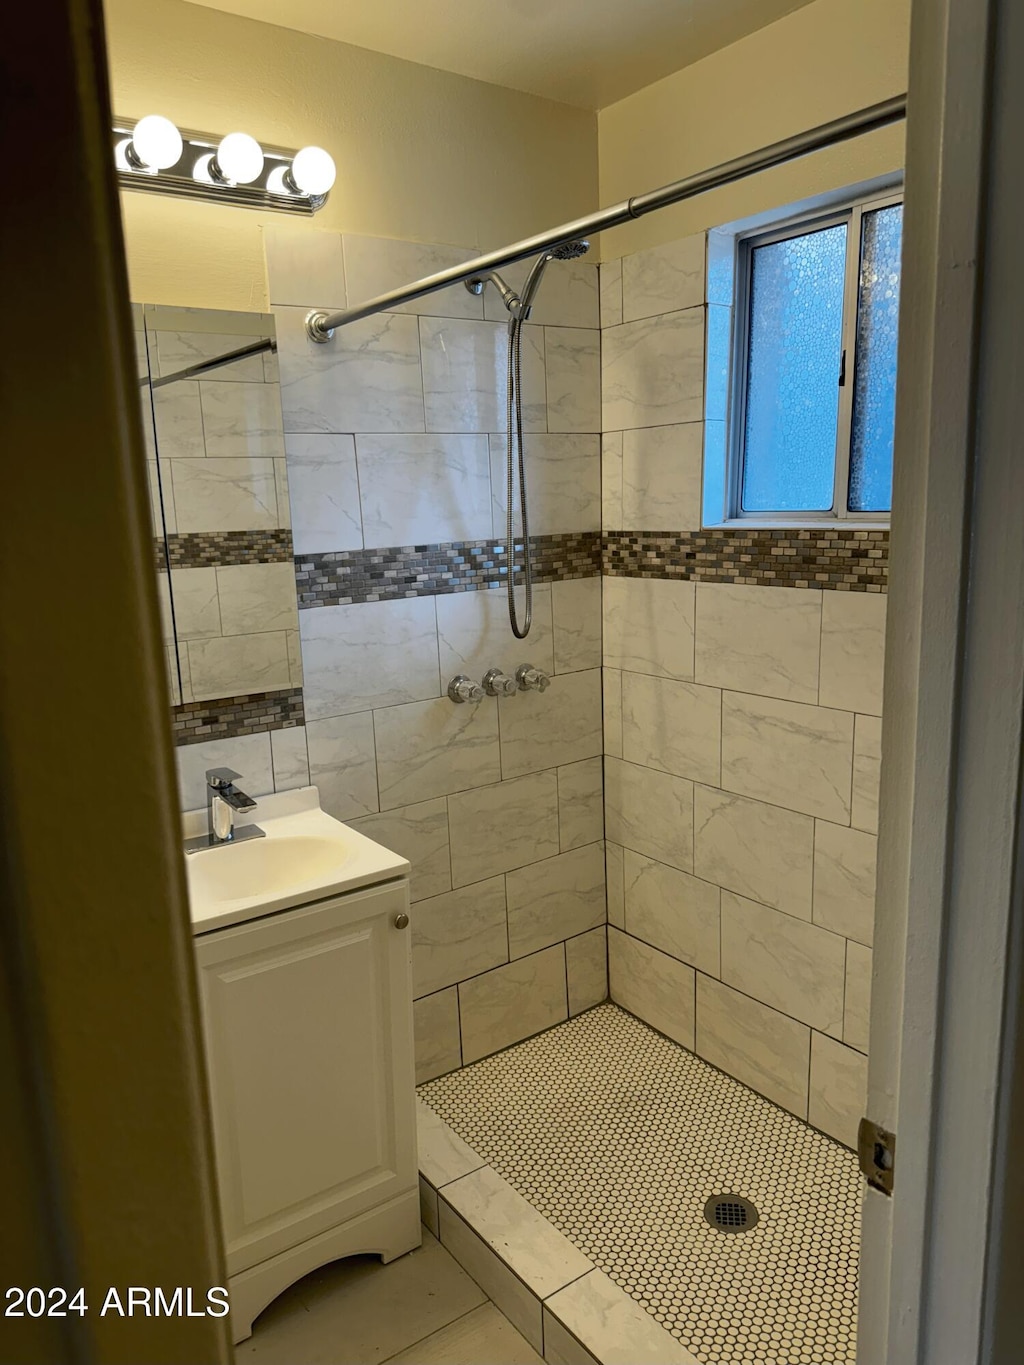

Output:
xmin=548 ymin=239 xmax=590 ymax=261
xmin=519 ymin=238 xmax=590 ymax=315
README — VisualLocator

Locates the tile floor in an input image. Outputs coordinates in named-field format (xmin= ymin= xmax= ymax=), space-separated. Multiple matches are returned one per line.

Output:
xmin=238 ymin=1226 xmax=543 ymax=1364
xmin=420 ymin=1004 xmax=861 ymax=1365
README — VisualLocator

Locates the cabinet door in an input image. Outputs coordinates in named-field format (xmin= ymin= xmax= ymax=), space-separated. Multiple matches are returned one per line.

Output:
xmin=194 ymin=882 xmax=415 ymax=1275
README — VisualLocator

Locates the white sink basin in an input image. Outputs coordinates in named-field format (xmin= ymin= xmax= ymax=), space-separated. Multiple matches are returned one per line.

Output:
xmin=184 ymin=788 xmax=409 ymax=934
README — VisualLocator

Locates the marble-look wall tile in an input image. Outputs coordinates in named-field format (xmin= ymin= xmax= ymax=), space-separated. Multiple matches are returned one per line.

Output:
xmin=696 ymin=975 xmax=811 ymax=1119
xmin=552 ymin=577 xmax=602 ymax=673
xmin=599 ymin=260 xmax=623 ymax=329
xmin=356 ymin=433 xmax=492 ymax=547
xmin=506 ymin=844 xmax=606 ymax=958
xmin=436 ymin=585 xmax=554 ymax=682
xmin=601 ymin=431 xmax=623 ymax=531
xmin=306 ymin=712 xmax=379 ymax=820
xmin=215 ymin=561 xmax=298 ymax=636
xmin=147 ymin=460 xmax=174 ymax=533
xmin=489 ymin=434 xmax=601 ymax=537
xmin=498 ymin=669 xmax=602 ymax=778
xmin=422 ymin=317 xmax=544 ymax=433
xmin=414 ymin=988 xmax=462 ymax=1083
xmin=170 ymin=457 xmax=279 ymax=533
xmin=545 ymin=327 xmax=601 ymax=434
xmin=694 ymin=786 xmax=814 ymax=918
xmin=275 ymin=304 xmax=424 ymax=434
xmin=448 ymin=771 xmax=560 ymax=887
xmin=852 ymin=714 xmax=883 ymax=835
xmin=342 ymin=235 xmax=483 ymax=319
xmin=808 ymin=1032 xmax=867 ymax=1148
xmin=622 ymin=235 xmax=706 ymax=324
xmin=812 ymin=820 xmax=877 ymax=946
xmin=270 ymin=726 xmax=310 ymax=792
xmin=300 ymin=597 xmax=440 ymax=719
xmin=286 ymin=433 xmax=363 ymax=554
xmin=720 ymin=891 xmax=846 ymax=1036
xmin=605 ymin=758 xmax=694 ymax=873
xmin=606 ymin=842 xmax=625 ymax=929
xmin=186 ymin=632 xmax=291 ymax=701
xmin=458 ymin=944 xmax=568 ymax=1064
xmin=624 ymin=851 xmax=721 ymax=977
xmin=694 ymin=583 xmax=822 ymax=703
xmin=264 ymin=223 xmax=347 ymax=309
xmin=603 ymin=668 xmax=623 ymax=758
xmin=152 ymin=382 xmax=205 ymax=459
xmin=819 ymin=591 xmax=887 ymax=716
xmin=566 ymin=927 xmax=608 ymax=1016
xmin=844 ymin=941 xmax=872 ymax=1053
xmin=199 ymin=381 xmax=285 ymax=459
xmin=621 ymin=672 xmax=721 ymax=786
xmin=412 ymin=877 xmax=508 ymax=998
xmin=175 ymin=731 xmax=274 ymax=811
xmin=557 ymin=757 xmax=604 ymax=851
xmin=545 ymin=1270 xmax=698 ymax=1365
xmin=621 ymin=423 xmax=703 ymax=533
xmin=374 ymin=696 xmax=501 ymax=810
xmin=286 ymin=628 xmax=303 ymax=687
xmin=602 ymin=307 xmax=704 ymax=432
xmin=349 ymin=797 xmax=452 ymax=903
xmin=274 ymin=457 xmax=290 ymax=525
xmin=721 ymin=691 xmax=854 ymax=824
xmin=603 ymin=576 xmax=695 ymax=680
xmin=166 ymin=567 xmax=220 ymax=640
xmin=608 ymin=928 xmax=695 ymax=1049
xmin=155 ymin=328 xmax=268 ymax=382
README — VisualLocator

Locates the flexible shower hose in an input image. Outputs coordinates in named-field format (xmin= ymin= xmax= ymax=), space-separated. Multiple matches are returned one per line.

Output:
xmin=506 ymin=313 xmax=532 ymax=638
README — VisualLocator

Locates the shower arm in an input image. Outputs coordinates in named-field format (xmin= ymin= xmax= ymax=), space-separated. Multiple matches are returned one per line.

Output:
xmin=303 ymin=94 xmax=906 ymax=343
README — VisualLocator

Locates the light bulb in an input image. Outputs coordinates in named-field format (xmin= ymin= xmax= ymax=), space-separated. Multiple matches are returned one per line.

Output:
xmin=215 ymin=132 xmax=264 ymax=185
xmin=266 ymin=165 xmax=297 ymax=196
xmin=290 ymin=146 xmax=336 ymax=196
xmin=130 ymin=115 xmax=183 ymax=171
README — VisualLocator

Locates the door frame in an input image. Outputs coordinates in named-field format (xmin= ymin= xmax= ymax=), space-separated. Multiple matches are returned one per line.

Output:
xmin=860 ymin=0 xmax=1024 ymax=1359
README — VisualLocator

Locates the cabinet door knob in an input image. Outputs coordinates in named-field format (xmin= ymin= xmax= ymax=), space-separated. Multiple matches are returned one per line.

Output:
xmin=394 ymin=912 xmax=410 ymax=930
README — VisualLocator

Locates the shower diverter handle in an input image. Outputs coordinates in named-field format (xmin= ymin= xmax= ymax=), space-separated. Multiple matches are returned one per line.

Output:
xmin=516 ymin=664 xmax=551 ymax=693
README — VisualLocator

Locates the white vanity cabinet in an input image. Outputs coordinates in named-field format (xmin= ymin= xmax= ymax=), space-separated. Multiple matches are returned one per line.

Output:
xmin=193 ymin=876 xmax=420 ymax=1342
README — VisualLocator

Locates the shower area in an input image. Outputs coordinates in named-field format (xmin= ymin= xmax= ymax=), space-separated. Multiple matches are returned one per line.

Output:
xmin=148 ymin=110 xmax=891 ymax=1358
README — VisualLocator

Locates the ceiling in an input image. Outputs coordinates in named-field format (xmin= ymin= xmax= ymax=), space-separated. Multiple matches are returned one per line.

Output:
xmin=187 ymin=0 xmax=816 ymax=110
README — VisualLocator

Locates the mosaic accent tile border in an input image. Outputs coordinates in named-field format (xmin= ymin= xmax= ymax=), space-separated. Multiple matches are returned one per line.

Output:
xmin=421 ymin=1004 xmax=860 ymax=1365
xmin=156 ymin=529 xmax=294 ymax=572
xmin=171 ymin=687 xmax=304 ymax=746
xmin=603 ymin=527 xmax=888 ymax=592
xmin=295 ymin=531 xmax=602 ymax=609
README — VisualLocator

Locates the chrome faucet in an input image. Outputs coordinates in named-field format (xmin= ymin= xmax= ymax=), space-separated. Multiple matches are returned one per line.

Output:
xmin=184 ymin=768 xmax=266 ymax=854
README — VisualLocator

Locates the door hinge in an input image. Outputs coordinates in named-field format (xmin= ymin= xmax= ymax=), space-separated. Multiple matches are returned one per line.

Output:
xmin=858 ymin=1117 xmax=896 ymax=1195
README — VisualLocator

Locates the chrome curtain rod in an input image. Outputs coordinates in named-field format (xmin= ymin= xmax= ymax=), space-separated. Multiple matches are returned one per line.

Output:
xmin=141 ymin=337 xmax=277 ymax=389
xmin=305 ymin=93 xmax=907 ymax=342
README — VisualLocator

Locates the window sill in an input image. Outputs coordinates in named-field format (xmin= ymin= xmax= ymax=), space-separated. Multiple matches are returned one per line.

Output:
xmin=705 ymin=519 xmax=890 ymax=532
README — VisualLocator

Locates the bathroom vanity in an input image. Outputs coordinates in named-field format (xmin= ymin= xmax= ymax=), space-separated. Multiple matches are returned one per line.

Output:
xmin=185 ymin=788 xmax=420 ymax=1343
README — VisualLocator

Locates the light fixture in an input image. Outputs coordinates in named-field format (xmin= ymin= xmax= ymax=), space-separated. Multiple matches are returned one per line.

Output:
xmin=211 ymin=132 xmax=265 ymax=185
xmin=113 ymin=117 xmax=336 ymax=215
xmin=120 ymin=114 xmax=183 ymax=173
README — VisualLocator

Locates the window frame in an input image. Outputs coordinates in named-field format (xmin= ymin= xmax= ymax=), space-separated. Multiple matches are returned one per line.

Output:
xmin=726 ymin=188 xmax=903 ymax=525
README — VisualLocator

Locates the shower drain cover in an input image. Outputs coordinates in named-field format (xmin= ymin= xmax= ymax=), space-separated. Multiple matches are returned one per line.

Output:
xmin=704 ymin=1194 xmax=759 ymax=1232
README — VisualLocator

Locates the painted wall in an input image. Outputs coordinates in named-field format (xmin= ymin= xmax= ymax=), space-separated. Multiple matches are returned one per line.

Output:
xmin=597 ymin=0 xmax=910 ymax=258
xmin=103 ymin=0 xmax=598 ymax=311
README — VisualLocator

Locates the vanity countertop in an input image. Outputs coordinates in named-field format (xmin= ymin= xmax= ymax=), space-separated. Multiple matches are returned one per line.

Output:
xmin=183 ymin=787 xmax=409 ymax=935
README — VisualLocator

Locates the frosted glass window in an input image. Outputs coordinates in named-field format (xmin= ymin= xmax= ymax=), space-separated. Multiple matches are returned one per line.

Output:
xmin=724 ymin=192 xmax=903 ymax=524
xmin=849 ymin=205 xmax=903 ymax=511
xmin=741 ymin=225 xmax=847 ymax=512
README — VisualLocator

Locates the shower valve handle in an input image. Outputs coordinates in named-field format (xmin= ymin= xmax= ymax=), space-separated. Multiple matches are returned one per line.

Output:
xmin=448 ymin=675 xmax=485 ymax=704
xmin=482 ymin=668 xmax=519 ymax=698
xmin=516 ymin=664 xmax=551 ymax=693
